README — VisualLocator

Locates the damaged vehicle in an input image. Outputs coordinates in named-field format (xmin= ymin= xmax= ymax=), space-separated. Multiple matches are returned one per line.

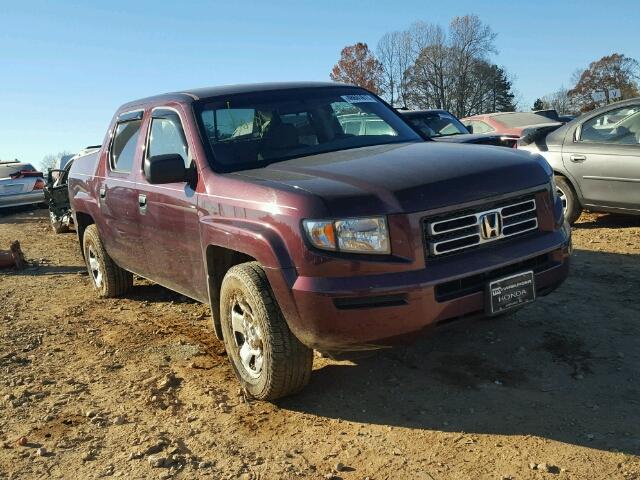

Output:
xmin=45 ymin=147 xmax=100 ymax=233
xmin=519 ymin=98 xmax=640 ymax=224
xmin=68 ymin=82 xmax=570 ymax=400
xmin=461 ymin=111 xmax=562 ymax=139
xmin=399 ymin=109 xmax=517 ymax=147
xmin=0 ymin=161 xmax=46 ymax=210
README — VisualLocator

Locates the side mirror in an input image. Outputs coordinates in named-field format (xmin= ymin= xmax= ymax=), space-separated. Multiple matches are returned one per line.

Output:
xmin=144 ymin=154 xmax=187 ymax=184
xmin=466 ymin=124 xmax=473 ymax=134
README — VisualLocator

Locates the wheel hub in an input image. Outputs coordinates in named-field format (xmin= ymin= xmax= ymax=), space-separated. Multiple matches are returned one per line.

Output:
xmin=87 ymin=246 xmax=102 ymax=287
xmin=557 ymin=188 xmax=567 ymax=214
xmin=230 ymin=296 xmax=264 ymax=379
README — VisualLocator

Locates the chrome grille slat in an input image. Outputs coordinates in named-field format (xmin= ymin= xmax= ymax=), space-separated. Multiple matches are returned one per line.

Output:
xmin=425 ymin=195 xmax=539 ymax=256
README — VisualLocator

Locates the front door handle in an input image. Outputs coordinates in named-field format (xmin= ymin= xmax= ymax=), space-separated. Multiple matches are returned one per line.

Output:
xmin=138 ymin=194 xmax=147 ymax=214
xmin=99 ymin=187 xmax=106 ymax=199
xmin=570 ymin=154 xmax=587 ymax=163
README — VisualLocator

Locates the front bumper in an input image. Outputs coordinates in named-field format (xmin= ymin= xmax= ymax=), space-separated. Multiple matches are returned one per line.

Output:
xmin=276 ymin=227 xmax=571 ymax=352
xmin=0 ymin=191 xmax=45 ymax=208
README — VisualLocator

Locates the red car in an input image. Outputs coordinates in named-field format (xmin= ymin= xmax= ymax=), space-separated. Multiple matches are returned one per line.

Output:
xmin=68 ymin=83 xmax=570 ymax=400
xmin=461 ymin=112 xmax=561 ymax=138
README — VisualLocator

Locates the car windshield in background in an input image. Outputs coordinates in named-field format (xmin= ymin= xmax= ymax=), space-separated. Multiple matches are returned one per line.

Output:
xmin=408 ymin=112 xmax=468 ymax=137
xmin=496 ymin=113 xmax=558 ymax=128
xmin=194 ymin=88 xmax=421 ymax=172
xmin=0 ymin=163 xmax=36 ymax=178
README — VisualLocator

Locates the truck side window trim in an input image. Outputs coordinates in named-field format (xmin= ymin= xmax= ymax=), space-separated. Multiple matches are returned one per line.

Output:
xmin=108 ymin=109 xmax=144 ymax=174
xmin=117 ymin=109 xmax=144 ymax=122
xmin=144 ymin=106 xmax=192 ymax=169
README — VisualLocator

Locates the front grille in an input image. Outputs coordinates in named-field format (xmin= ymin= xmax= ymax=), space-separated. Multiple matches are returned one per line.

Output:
xmin=424 ymin=194 xmax=539 ymax=256
xmin=434 ymin=252 xmax=553 ymax=302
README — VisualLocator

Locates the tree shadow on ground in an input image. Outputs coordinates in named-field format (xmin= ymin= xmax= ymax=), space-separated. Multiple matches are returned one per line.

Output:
xmin=281 ymin=249 xmax=640 ymax=456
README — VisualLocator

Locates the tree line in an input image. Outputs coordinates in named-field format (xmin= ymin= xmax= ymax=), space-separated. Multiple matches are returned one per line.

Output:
xmin=532 ymin=53 xmax=639 ymax=114
xmin=330 ymin=15 xmax=515 ymax=118
xmin=330 ymin=15 xmax=639 ymax=117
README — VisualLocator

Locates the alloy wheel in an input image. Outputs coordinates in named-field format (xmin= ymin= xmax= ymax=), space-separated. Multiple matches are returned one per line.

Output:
xmin=230 ymin=295 xmax=264 ymax=379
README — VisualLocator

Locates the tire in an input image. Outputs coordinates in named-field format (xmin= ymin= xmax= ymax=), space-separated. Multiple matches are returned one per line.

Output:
xmin=220 ymin=261 xmax=313 ymax=400
xmin=556 ymin=176 xmax=581 ymax=225
xmin=82 ymin=224 xmax=133 ymax=298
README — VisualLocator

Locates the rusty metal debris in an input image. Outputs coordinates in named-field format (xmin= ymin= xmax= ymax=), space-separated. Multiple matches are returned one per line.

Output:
xmin=0 ymin=241 xmax=26 ymax=269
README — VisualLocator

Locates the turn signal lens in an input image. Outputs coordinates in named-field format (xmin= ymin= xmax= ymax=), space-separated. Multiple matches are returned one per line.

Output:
xmin=302 ymin=217 xmax=390 ymax=254
xmin=302 ymin=220 xmax=336 ymax=251
xmin=33 ymin=179 xmax=45 ymax=190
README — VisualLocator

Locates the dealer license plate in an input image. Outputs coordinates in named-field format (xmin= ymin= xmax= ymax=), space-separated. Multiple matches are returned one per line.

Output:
xmin=487 ymin=270 xmax=535 ymax=315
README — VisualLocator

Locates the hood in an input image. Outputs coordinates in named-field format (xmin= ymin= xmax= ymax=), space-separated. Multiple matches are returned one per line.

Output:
xmin=231 ymin=142 xmax=551 ymax=217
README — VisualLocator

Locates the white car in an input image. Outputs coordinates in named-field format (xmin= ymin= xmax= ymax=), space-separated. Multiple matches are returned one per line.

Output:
xmin=0 ymin=161 xmax=46 ymax=209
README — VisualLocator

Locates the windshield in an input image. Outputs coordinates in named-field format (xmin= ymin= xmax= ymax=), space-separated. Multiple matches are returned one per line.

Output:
xmin=194 ymin=87 xmax=421 ymax=172
xmin=405 ymin=111 xmax=469 ymax=137
xmin=0 ymin=163 xmax=36 ymax=178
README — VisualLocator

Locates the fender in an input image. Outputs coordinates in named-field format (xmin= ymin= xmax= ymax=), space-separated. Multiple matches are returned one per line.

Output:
xmin=198 ymin=215 xmax=294 ymax=269
xmin=198 ymin=215 xmax=304 ymax=341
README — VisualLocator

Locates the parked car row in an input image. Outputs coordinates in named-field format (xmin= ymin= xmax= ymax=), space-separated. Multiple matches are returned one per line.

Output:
xmin=8 ymin=82 xmax=638 ymax=401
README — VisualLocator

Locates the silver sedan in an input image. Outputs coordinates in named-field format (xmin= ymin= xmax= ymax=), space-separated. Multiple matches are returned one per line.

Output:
xmin=0 ymin=161 xmax=46 ymax=209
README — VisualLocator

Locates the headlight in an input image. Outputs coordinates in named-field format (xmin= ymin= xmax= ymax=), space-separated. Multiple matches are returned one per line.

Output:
xmin=302 ymin=217 xmax=390 ymax=254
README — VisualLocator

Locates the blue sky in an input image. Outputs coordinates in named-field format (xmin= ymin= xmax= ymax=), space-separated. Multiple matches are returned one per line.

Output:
xmin=1 ymin=0 xmax=638 ymax=168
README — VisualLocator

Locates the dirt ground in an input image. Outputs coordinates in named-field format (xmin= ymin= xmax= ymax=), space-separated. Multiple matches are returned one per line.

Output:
xmin=0 ymin=208 xmax=639 ymax=480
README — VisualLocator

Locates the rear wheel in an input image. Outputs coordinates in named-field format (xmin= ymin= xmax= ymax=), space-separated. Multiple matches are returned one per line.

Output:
xmin=82 ymin=224 xmax=132 ymax=298
xmin=556 ymin=176 xmax=581 ymax=225
xmin=220 ymin=262 xmax=313 ymax=400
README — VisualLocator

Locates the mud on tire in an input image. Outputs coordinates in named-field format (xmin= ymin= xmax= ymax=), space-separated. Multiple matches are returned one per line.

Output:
xmin=82 ymin=224 xmax=133 ymax=298
xmin=220 ymin=261 xmax=313 ymax=401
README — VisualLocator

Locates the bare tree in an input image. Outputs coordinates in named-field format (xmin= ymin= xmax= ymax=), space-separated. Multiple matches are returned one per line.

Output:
xmin=542 ymin=87 xmax=575 ymax=115
xmin=403 ymin=15 xmax=506 ymax=117
xmin=40 ymin=151 xmax=73 ymax=172
xmin=377 ymin=30 xmax=413 ymax=107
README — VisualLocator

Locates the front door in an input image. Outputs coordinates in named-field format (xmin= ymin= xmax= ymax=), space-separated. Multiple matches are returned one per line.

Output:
xmin=562 ymin=104 xmax=640 ymax=211
xmin=136 ymin=107 xmax=207 ymax=302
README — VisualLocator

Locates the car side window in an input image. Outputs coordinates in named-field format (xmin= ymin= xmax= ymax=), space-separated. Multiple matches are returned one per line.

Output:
xmin=148 ymin=110 xmax=190 ymax=167
xmin=579 ymin=105 xmax=640 ymax=145
xmin=111 ymin=119 xmax=143 ymax=172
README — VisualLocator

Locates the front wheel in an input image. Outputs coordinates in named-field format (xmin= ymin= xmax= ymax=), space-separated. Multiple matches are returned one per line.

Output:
xmin=220 ymin=262 xmax=313 ymax=400
xmin=556 ymin=176 xmax=581 ymax=225
xmin=82 ymin=224 xmax=133 ymax=298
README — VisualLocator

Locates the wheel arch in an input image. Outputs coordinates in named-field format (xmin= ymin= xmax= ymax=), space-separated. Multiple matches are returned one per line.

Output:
xmin=74 ymin=210 xmax=95 ymax=259
xmin=201 ymin=219 xmax=296 ymax=341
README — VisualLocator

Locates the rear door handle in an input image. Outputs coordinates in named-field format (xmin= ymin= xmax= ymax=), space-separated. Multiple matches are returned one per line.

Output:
xmin=570 ymin=154 xmax=587 ymax=163
xmin=138 ymin=194 xmax=147 ymax=214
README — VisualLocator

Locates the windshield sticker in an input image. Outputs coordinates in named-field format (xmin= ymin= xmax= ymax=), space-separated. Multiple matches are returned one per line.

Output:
xmin=341 ymin=94 xmax=377 ymax=104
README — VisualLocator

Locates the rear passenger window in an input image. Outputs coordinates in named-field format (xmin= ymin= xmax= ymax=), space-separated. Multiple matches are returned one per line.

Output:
xmin=111 ymin=120 xmax=142 ymax=172
xmin=148 ymin=111 xmax=190 ymax=166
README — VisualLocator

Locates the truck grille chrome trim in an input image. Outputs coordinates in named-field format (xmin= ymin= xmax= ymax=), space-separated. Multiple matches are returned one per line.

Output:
xmin=425 ymin=197 xmax=539 ymax=256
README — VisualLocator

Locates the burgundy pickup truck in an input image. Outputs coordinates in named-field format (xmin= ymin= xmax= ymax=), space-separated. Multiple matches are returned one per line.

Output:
xmin=69 ymin=82 xmax=571 ymax=400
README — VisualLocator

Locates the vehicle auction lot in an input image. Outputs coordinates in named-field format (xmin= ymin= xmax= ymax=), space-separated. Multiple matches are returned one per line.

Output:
xmin=0 ymin=209 xmax=639 ymax=479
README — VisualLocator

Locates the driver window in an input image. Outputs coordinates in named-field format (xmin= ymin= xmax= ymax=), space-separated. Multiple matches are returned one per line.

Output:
xmin=148 ymin=110 xmax=190 ymax=166
xmin=579 ymin=105 xmax=640 ymax=145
